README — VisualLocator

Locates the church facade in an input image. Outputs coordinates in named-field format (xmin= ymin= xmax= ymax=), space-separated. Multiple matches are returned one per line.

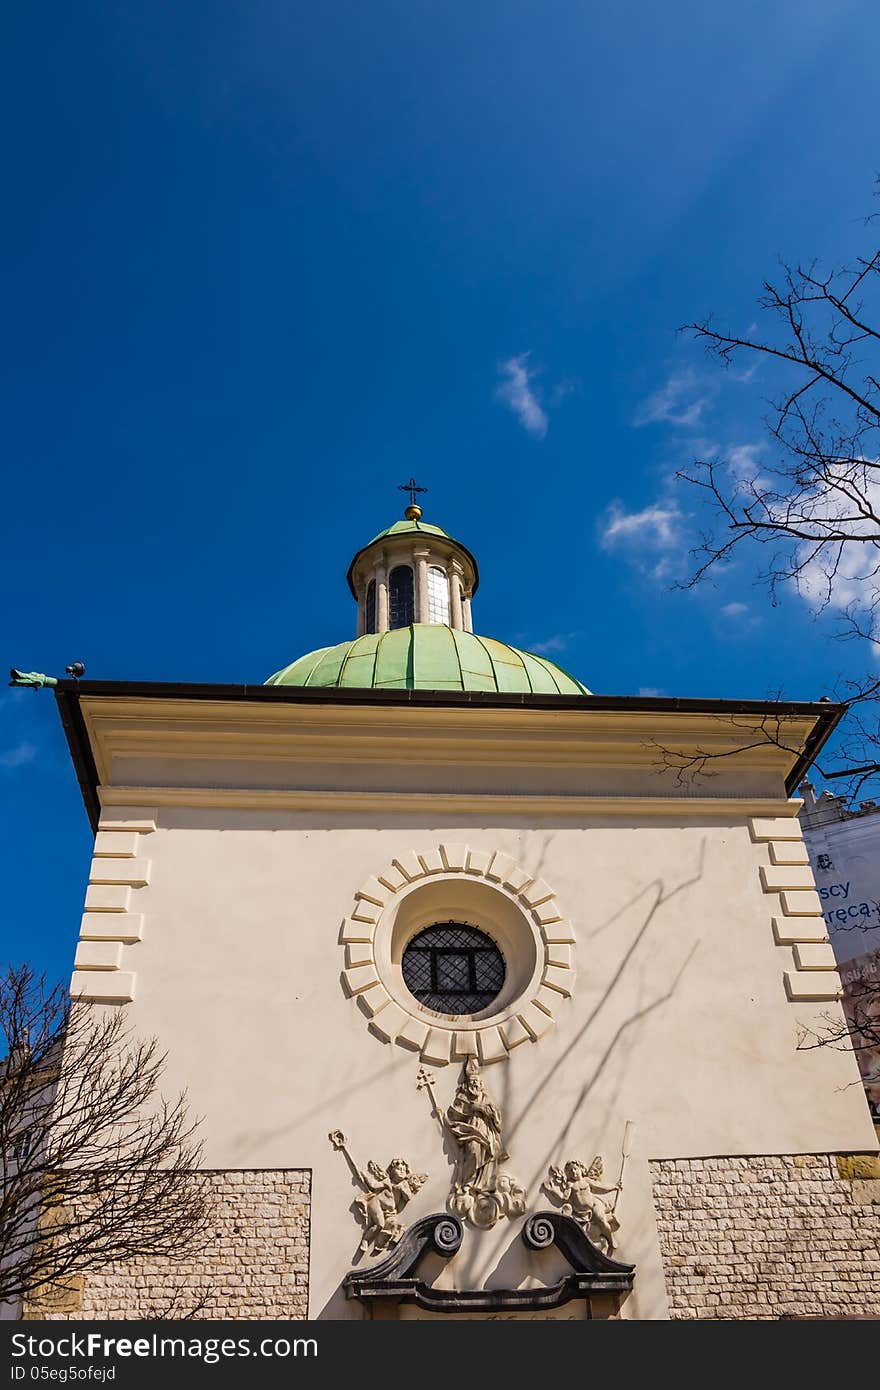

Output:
xmin=36 ymin=502 xmax=880 ymax=1319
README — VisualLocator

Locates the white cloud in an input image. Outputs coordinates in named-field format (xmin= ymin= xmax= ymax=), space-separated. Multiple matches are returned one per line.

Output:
xmin=724 ymin=442 xmax=771 ymax=493
xmin=601 ymin=502 xmax=684 ymax=550
xmin=0 ymin=741 xmax=37 ymax=769
xmin=731 ymin=359 xmax=760 ymax=384
xmin=796 ymin=543 xmax=880 ymax=646
xmin=649 ymin=556 xmax=676 ymax=582
xmin=495 ymin=354 xmax=548 ymax=439
xmin=638 ymin=687 xmax=666 ymax=697
xmin=688 ymin=435 xmax=720 ymax=457
xmin=783 ymin=470 xmax=880 ymax=647
xmin=530 ymin=631 xmax=581 ymax=656
xmin=718 ymin=600 xmax=762 ymax=631
xmin=634 ymin=370 xmax=712 ymax=429
xmin=726 ymin=444 xmax=761 ymax=479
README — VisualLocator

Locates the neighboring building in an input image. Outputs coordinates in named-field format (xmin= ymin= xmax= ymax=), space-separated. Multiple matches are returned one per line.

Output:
xmin=20 ymin=501 xmax=880 ymax=1319
xmin=799 ymin=783 xmax=880 ymax=1128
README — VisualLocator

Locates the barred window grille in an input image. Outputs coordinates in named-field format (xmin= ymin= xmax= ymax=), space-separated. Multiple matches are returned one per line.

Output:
xmin=389 ymin=565 xmax=414 ymax=629
xmin=365 ymin=579 xmax=376 ymax=632
xmin=401 ymin=923 xmax=506 ymax=1015
xmin=427 ymin=566 xmax=450 ymax=624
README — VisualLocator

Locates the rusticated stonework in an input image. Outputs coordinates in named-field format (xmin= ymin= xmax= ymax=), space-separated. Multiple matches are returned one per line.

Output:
xmin=651 ymin=1154 xmax=880 ymax=1320
xmin=33 ymin=1170 xmax=311 ymax=1321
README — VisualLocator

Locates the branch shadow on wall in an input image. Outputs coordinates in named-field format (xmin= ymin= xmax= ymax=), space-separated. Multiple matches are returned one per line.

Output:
xmin=316 ymin=832 xmax=706 ymax=1315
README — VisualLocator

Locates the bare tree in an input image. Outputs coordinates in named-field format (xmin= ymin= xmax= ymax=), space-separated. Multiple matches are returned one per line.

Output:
xmin=676 ymin=204 xmax=880 ymax=800
xmin=0 ymin=963 xmax=212 ymax=1314
xmin=797 ymin=952 xmax=880 ymax=1090
xmin=668 ymin=191 xmax=880 ymax=1120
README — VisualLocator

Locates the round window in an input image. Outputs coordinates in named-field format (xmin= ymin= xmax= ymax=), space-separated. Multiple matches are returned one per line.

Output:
xmin=401 ymin=922 xmax=506 ymax=1016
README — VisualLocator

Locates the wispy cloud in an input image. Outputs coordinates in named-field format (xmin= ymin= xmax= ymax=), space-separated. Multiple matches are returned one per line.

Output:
xmin=600 ymin=501 xmax=684 ymax=550
xmin=649 ymin=555 xmax=676 ymax=582
xmin=638 ymin=686 xmax=666 ymax=697
xmin=529 ymin=631 xmax=581 ymax=656
xmin=724 ymin=442 xmax=771 ymax=494
xmin=634 ymin=370 xmax=712 ymax=429
xmin=716 ymin=600 xmax=763 ymax=634
xmin=726 ymin=444 xmax=761 ymax=479
xmin=495 ymin=354 xmax=548 ymax=439
xmin=731 ymin=359 xmax=760 ymax=384
xmin=551 ymin=379 xmax=576 ymax=406
xmin=799 ymin=550 xmax=880 ymax=612
xmin=758 ymin=471 xmax=880 ymax=651
xmin=0 ymin=690 xmax=47 ymax=772
xmin=795 ymin=543 xmax=880 ymax=652
xmin=0 ymin=741 xmax=37 ymax=769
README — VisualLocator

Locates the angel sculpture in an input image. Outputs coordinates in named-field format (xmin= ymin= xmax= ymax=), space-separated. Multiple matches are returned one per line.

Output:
xmin=329 ymin=1130 xmax=427 ymax=1257
xmin=543 ymin=1156 xmax=621 ymax=1253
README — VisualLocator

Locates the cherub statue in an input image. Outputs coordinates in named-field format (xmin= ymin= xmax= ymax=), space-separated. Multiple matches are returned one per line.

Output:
xmin=329 ymin=1131 xmax=427 ymax=1256
xmin=543 ymin=1156 xmax=621 ymax=1253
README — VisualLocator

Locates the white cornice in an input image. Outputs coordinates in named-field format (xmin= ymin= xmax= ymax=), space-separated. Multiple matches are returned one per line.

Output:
xmin=80 ymin=696 xmax=816 ymax=788
xmin=97 ymin=785 xmax=803 ymax=818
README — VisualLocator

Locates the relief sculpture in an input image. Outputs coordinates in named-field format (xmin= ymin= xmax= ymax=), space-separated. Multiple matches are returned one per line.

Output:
xmin=329 ymin=1130 xmax=427 ymax=1256
xmin=542 ymin=1157 xmax=621 ymax=1253
xmin=418 ymin=1057 xmax=526 ymax=1230
xmin=542 ymin=1122 xmax=633 ymax=1254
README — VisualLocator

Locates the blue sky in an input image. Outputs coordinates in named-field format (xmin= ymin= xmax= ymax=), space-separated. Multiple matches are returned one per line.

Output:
xmin=3 ymin=1 xmax=879 ymax=983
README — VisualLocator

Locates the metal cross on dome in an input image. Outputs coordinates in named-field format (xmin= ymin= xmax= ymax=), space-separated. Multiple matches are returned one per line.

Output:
xmin=398 ymin=477 xmax=428 ymax=507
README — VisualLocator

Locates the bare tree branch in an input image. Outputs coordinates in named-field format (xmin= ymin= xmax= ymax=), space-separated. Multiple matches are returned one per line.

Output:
xmin=0 ymin=964 xmax=213 ymax=1310
xmin=675 ymin=190 xmax=880 ymax=809
xmin=796 ymin=950 xmax=880 ymax=1057
xmin=668 ymin=188 xmax=880 ymax=1110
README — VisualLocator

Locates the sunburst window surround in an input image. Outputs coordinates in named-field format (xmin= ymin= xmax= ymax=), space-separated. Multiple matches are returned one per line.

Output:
xmin=340 ymin=846 xmax=576 ymax=1067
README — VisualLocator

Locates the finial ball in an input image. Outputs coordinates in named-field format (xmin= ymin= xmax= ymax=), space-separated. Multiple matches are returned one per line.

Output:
xmin=405 ymin=503 xmax=423 ymax=521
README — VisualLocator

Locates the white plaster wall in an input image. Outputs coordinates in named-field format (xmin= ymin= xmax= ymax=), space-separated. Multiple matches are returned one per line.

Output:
xmin=100 ymin=808 xmax=876 ymax=1320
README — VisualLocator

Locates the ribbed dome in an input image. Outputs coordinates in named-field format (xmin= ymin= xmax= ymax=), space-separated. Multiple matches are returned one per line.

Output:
xmin=366 ymin=518 xmax=451 ymax=545
xmin=265 ymin=626 xmax=590 ymax=695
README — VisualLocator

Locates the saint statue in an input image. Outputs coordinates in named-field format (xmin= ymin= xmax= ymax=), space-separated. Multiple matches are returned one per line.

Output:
xmin=426 ymin=1057 xmax=526 ymax=1230
xmin=445 ymin=1056 xmax=508 ymax=1197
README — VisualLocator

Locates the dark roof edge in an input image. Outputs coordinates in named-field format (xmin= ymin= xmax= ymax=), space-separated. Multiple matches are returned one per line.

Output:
xmin=52 ymin=680 xmax=846 ymax=821
xmin=55 ymin=686 xmax=102 ymax=833
xmin=784 ymin=701 xmax=846 ymax=797
xmin=51 ymin=678 xmax=846 ymax=718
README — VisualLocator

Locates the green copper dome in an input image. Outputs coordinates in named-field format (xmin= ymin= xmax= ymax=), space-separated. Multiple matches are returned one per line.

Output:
xmin=265 ymin=626 xmax=590 ymax=695
xmin=367 ymin=518 xmax=451 ymax=545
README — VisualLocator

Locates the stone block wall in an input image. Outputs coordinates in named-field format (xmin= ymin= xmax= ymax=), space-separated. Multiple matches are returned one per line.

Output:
xmin=31 ymin=1169 xmax=311 ymax=1321
xmin=651 ymin=1153 xmax=880 ymax=1319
